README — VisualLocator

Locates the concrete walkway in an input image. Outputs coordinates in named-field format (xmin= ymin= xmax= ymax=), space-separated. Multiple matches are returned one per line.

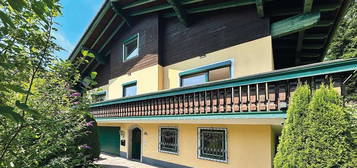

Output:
xmin=95 ymin=153 xmax=159 ymax=168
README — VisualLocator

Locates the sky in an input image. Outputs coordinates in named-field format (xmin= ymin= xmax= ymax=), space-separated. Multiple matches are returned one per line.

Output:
xmin=54 ymin=0 xmax=104 ymax=60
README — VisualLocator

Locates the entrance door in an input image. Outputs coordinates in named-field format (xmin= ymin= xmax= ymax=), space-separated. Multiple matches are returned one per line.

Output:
xmin=131 ymin=128 xmax=141 ymax=160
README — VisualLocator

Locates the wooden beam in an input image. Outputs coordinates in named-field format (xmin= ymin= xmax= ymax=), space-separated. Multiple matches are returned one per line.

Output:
xmin=301 ymin=53 xmax=320 ymax=58
xmin=110 ymin=0 xmax=131 ymax=26
xmin=271 ymin=12 xmax=320 ymax=38
xmin=187 ymin=0 xmax=256 ymax=14
xmin=81 ymin=14 xmax=118 ymax=74
xmin=130 ymin=4 xmax=172 ymax=16
xmin=123 ymin=0 xmax=204 ymax=10
xmin=81 ymin=47 xmax=107 ymax=64
xmin=270 ymin=2 xmax=340 ymax=17
xmin=314 ymin=20 xmax=333 ymax=27
xmin=90 ymin=15 xmax=117 ymax=49
xmin=256 ymin=0 xmax=264 ymax=17
xmin=167 ymin=0 xmax=189 ymax=26
xmin=122 ymin=0 xmax=155 ymax=9
xmin=303 ymin=0 xmax=313 ymax=12
xmin=82 ymin=49 xmax=111 ymax=74
xmin=132 ymin=0 xmax=255 ymax=17
xmin=296 ymin=0 xmax=314 ymax=64
xmin=182 ymin=0 xmax=205 ymax=5
xmin=302 ymin=44 xmax=324 ymax=49
xmin=98 ymin=21 xmax=126 ymax=53
xmin=304 ymin=33 xmax=328 ymax=40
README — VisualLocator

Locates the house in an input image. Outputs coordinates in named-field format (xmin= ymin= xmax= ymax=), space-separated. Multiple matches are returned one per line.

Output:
xmin=69 ymin=0 xmax=356 ymax=167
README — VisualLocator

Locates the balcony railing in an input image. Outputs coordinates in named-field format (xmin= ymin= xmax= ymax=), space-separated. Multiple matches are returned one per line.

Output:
xmin=90 ymin=59 xmax=356 ymax=119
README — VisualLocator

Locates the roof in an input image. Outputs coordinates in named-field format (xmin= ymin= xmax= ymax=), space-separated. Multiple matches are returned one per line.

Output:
xmin=69 ymin=0 xmax=352 ymax=73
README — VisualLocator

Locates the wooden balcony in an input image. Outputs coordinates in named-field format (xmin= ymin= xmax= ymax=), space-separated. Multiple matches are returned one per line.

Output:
xmin=90 ymin=59 xmax=356 ymax=119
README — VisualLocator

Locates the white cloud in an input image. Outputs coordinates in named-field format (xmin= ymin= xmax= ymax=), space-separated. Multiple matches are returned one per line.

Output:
xmin=53 ymin=31 xmax=74 ymax=60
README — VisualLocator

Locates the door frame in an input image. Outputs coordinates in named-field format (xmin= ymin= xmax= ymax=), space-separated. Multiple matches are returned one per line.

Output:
xmin=128 ymin=125 xmax=143 ymax=162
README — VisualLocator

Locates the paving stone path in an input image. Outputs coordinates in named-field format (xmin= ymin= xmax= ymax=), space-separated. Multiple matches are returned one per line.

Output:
xmin=95 ymin=153 xmax=159 ymax=168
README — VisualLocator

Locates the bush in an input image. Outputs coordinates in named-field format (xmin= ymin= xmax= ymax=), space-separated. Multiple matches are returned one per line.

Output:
xmin=274 ymin=84 xmax=355 ymax=168
xmin=304 ymin=85 xmax=354 ymax=167
xmin=77 ymin=113 xmax=101 ymax=161
xmin=274 ymin=85 xmax=311 ymax=168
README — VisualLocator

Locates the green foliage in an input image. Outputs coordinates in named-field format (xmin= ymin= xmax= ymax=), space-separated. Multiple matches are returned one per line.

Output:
xmin=0 ymin=0 xmax=101 ymax=167
xmin=274 ymin=85 xmax=311 ymax=168
xmin=274 ymin=85 xmax=355 ymax=168
xmin=304 ymin=85 xmax=355 ymax=167
xmin=325 ymin=2 xmax=357 ymax=102
xmin=79 ymin=113 xmax=101 ymax=161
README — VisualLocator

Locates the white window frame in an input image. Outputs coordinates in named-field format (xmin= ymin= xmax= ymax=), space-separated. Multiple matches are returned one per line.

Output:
xmin=197 ymin=127 xmax=228 ymax=163
xmin=122 ymin=33 xmax=139 ymax=62
xmin=158 ymin=126 xmax=179 ymax=155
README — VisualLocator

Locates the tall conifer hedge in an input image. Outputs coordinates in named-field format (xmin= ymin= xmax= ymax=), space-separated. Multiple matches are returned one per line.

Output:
xmin=274 ymin=85 xmax=355 ymax=168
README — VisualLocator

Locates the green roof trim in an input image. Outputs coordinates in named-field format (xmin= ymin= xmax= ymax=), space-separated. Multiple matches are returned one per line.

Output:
xmin=179 ymin=60 xmax=232 ymax=77
xmin=91 ymin=58 xmax=357 ymax=108
xmin=95 ymin=111 xmax=286 ymax=121
xmin=271 ymin=12 xmax=320 ymax=38
xmin=122 ymin=33 xmax=139 ymax=44
xmin=122 ymin=80 xmax=137 ymax=87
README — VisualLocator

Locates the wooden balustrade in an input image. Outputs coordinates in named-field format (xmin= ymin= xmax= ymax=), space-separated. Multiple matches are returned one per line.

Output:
xmin=90 ymin=74 xmax=345 ymax=118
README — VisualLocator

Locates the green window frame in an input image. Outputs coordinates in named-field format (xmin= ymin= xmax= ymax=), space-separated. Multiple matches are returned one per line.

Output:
xmin=180 ymin=60 xmax=232 ymax=87
xmin=159 ymin=127 xmax=179 ymax=154
xmin=122 ymin=80 xmax=137 ymax=97
xmin=198 ymin=127 xmax=227 ymax=162
xmin=123 ymin=33 xmax=139 ymax=61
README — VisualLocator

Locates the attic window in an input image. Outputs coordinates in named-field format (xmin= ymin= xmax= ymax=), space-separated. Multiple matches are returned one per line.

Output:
xmin=123 ymin=34 xmax=139 ymax=61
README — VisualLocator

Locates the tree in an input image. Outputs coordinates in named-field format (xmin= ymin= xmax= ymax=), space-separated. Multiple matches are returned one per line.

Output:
xmin=325 ymin=2 xmax=356 ymax=102
xmin=274 ymin=85 xmax=311 ymax=168
xmin=304 ymin=85 xmax=355 ymax=168
xmin=0 ymin=0 xmax=100 ymax=167
xmin=274 ymin=85 xmax=355 ymax=168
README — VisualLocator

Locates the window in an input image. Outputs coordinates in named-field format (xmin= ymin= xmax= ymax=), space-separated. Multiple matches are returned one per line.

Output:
xmin=123 ymin=81 xmax=137 ymax=97
xmin=198 ymin=128 xmax=227 ymax=162
xmin=181 ymin=72 xmax=207 ymax=87
xmin=180 ymin=61 xmax=232 ymax=87
xmin=92 ymin=91 xmax=106 ymax=103
xmin=159 ymin=127 xmax=178 ymax=154
xmin=123 ymin=34 xmax=139 ymax=61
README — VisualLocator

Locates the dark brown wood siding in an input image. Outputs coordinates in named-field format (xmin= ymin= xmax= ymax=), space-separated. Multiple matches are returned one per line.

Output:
xmin=160 ymin=7 xmax=270 ymax=66
xmin=95 ymin=63 xmax=111 ymax=86
xmin=94 ymin=7 xmax=269 ymax=87
xmin=109 ymin=14 xmax=159 ymax=79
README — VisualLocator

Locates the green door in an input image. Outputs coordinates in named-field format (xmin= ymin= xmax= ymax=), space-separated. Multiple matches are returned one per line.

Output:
xmin=98 ymin=127 xmax=120 ymax=155
xmin=131 ymin=128 xmax=141 ymax=160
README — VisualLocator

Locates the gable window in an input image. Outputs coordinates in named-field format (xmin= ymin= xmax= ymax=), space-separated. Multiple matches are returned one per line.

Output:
xmin=123 ymin=81 xmax=137 ymax=97
xmin=180 ymin=60 xmax=232 ymax=87
xmin=198 ymin=128 xmax=227 ymax=162
xmin=159 ymin=127 xmax=178 ymax=154
xmin=92 ymin=91 xmax=106 ymax=103
xmin=123 ymin=34 xmax=139 ymax=61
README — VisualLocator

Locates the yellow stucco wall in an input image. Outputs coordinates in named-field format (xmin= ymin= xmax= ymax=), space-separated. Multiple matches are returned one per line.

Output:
xmin=92 ymin=36 xmax=273 ymax=100
xmin=163 ymin=36 xmax=274 ymax=89
xmin=107 ymin=65 xmax=163 ymax=100
xmin=98 ymin=122 xmax=273 ymax=168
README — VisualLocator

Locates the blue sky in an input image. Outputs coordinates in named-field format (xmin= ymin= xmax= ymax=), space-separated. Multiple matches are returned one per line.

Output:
xmin=54 ymin=0 xmax=104 ymax=60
